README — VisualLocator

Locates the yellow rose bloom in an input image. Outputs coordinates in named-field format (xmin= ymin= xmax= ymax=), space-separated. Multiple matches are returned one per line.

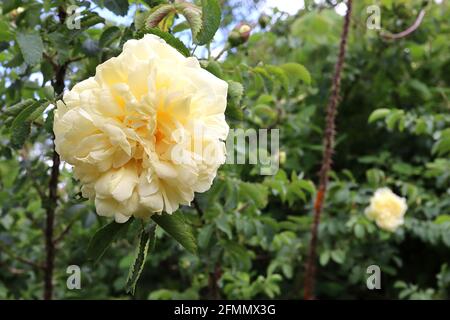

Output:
xmin=54 ymin=34 xmax=229 ymax=222
xmin=365 ymin=188 xmax=407 ymax=232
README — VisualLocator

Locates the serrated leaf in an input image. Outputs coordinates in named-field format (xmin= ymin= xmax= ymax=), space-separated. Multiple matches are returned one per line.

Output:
xmin=295 ymin=180 xmax=316 ymax=195
xmin=227 ymin=80 xmax=243 ymax=102
xmin=152 ymin=212 xmax=197 ymax=254
xmin=226 ymin=80 xmax=244 ymax=120
xmin=195 ymin=0 xmax=221 ymax=45
xmin=99 ymin=26 xmax=121 ymax=47
xmin=0 ymin=20 xmax=13 ymax=42
xmin=200 ymin=60 xmax=223 ymax=78
xmin=134 ymin=10 xmax=150 ymax=30
xmin=10 ymin=100 xmax=49 ymax=149
xmin=239 ymin=182 xmax=268 ymax=208
xmin=280 ymin=62 xmax=311 ymax=85
xmin=176 ymin=2 xmax=202 ymax=38
xmin=16 ymin=31 xmax=44 ymax=66
xmin=86 ymin=218 xmax=133 ymax=263
xmin=44 ymin=109 xmax=55 ymax=134
xmin=265 ymin=65 xmax=289 ymax=93
xmin=125 ymin=224 xmax=156 ymax=295
xmin=137 ymin=27 xmax=190 ymax=57
xmin=5 ymin=99 xmax=35 ymax=117
xmin=145 ymin=4 xmax=175 ymax=28
xmin=81 ymin=12 xmax=105 ymax=29
xmin=368 ymin=108 xmax=390 ymax=123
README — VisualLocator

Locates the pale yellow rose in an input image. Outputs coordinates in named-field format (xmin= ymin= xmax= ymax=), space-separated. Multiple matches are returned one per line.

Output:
xmin=54 ymin=34 xmax=229 ymax=222
xmin=365 ymin=188 xmax=407 ymax=232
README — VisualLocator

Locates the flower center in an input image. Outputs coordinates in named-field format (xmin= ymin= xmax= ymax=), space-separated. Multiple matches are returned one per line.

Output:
xmin=155 ymin=109 xmax=172 ymax=146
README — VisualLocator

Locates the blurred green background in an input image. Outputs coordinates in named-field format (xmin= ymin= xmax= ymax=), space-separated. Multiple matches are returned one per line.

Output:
xmin=0 ymin=0 xmax=449 ymax=299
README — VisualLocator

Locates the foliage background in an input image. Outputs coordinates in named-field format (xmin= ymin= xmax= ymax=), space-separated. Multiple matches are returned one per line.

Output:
xmin=0 ymin=0 xmax=449 ymax=300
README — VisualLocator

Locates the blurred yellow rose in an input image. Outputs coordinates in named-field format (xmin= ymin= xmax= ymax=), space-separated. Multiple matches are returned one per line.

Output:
xmin=54 ymin=34 xmax=229 ymax=222
xmin=365 ymin=187 xmax=407 ymax=232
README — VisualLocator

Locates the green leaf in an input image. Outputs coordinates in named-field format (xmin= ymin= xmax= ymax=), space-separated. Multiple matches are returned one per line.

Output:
xmin=172 ymin=21 xmax=191 ymax=33
xmin=198 ymin=225 xmax=214 ymax=249
xmin=86 ymin=219 xmax=133 ymax=263
xmin=432 ymin=129 xmax=450 ymax=156
xmin=280 ymin=62 xmax=311 ymax=85
xmin=99 ymin=26 xmax=121 ymax=47
xmin=134 ymin=10 xmax=151 ymax=30
xmin=354 ymin=224 xmax=365 ymax=239
xmin=239 ymin=182 xmax=268 ymax=208
xmin=216 ymin=214 xmax=232 ymax=239
xmin=319 ymin=251 xmax=330 ymax=266
xmin=81 ymin=12 xmax=105 ymax=29
xmin=145 ymin=4 xmax=175 ymax=28
xmin=16 ymin=31 xmax=44 ymax=66
xmin=125 ymin=224 xmax=156 ymax=295
xmin=137 ymin=27 xmax=190 ymax=57
xmin=43 ymin=86 xmax=54 ymax=101
xmin=44 ymin=109 xmax=55 ymax=134
xmin=227 ymin=80 xmax=244 ymax=103
xmin=176 ymin=2 xmax=202 ymax=38
xmin=265 ymin=65 xmax=289 ymax=93
xmin=200 ymin=60 xmax=223 ymax=78
xmin=2 ymin=0 xmax=20 ymax=14
xmin=331 ymin=249 xmax=345 ymax=264
xmin=287 ymin=182 xmax=306 ymax=203
xmin=152 ymin=212 xmax=197 ymax=254
xmin=434 ymin=215 xmax=450 ymax=225
xmin=368 ymin=108 xmax=391 ymax=123
xmin=104 ymin=0 xmax=129 ymax=16
xmin=433 ymin=138 xmax=450 ymax=157
xmin=366 ymin=168 xmax=385 ymax=186
xmin=385 ymin=109 xmax=405 ymax=130
xmin=10 ymin=100 xmax=49 ymax=149
xmin=24 ymin=4 xmax=42 ymax=29
xmin=41 ymin=60 xmax=54 ymax=84
xmin=295 ymin=180 xmax=316 ymax=195
xmin=0 ymin=20 xmax=13 ymax=42
xmin=195 ymin=0 xmax=221 ymax=45
xmin=4 ymin=99 xmax=35 ymax=117
xmin=226 ymin=80 xmax=244 ymax=120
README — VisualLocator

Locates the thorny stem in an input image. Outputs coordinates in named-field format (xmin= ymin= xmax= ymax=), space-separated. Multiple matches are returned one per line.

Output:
xmin=44 ymin=139 xmax=60 ymax=300
xmin=303 ymin=0 xmax=353 ymax=300
xmin=43 ymin=5 xmax=66 ymax=301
